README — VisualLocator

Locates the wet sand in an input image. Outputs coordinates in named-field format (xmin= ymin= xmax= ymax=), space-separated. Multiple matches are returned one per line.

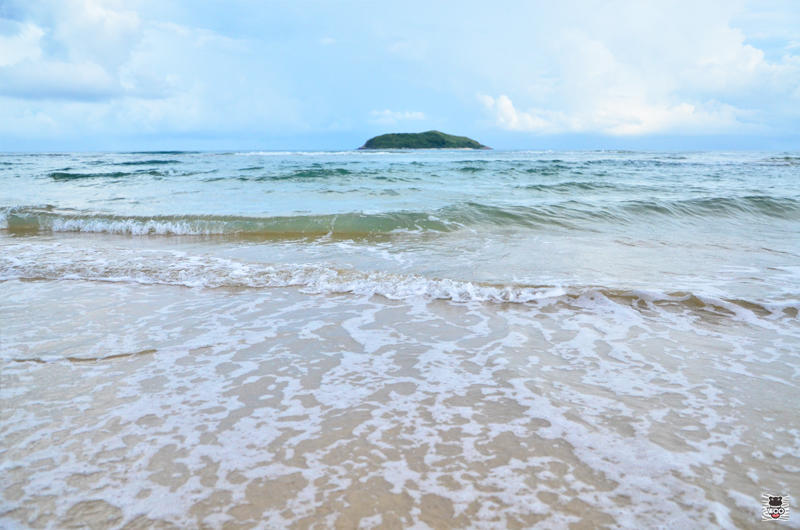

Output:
xmin=2 ymin=279 xmax=797 ymax=528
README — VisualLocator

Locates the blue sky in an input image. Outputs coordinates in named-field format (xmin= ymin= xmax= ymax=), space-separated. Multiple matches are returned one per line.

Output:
xmin=0 ymin=0 xmax=798 ymax=150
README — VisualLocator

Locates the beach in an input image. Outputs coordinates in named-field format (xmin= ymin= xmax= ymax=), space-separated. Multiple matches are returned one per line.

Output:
xmin=2 ymin=150 xmax=799 ymax=528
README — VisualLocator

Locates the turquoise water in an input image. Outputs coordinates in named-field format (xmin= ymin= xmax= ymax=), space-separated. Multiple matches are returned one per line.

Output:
xmin=2 ymin=150 xmax=799 ymax=303
xmin=1 ymin=150 xmax=799 ymax=528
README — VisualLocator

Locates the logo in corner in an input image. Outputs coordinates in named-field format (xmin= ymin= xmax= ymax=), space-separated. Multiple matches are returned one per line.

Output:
xmin=762 ymin=493 xmax=790 ymax=521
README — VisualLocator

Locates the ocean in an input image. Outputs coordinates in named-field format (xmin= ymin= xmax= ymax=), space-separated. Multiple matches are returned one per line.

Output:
xmin=1 ymin=150 xmax=798 ymax=528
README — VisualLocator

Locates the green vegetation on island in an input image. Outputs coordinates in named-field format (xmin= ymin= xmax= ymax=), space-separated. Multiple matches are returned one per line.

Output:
xmin=359 ymin=130 xmax=489 ymax=150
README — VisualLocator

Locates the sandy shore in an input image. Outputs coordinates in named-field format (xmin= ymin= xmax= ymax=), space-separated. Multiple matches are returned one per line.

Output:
xmin=2 ymin=278 xmax=797 ymax=528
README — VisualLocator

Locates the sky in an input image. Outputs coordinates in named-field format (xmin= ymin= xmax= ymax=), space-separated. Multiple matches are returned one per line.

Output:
xmin=0 ymin=0 xmax=798 ymax=151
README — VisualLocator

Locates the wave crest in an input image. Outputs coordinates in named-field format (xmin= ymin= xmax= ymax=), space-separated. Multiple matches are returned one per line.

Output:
xmin=2 ymin=195 xmax=798 ymax=237
xmin=1 ymin=244 xmax=796 ymax=320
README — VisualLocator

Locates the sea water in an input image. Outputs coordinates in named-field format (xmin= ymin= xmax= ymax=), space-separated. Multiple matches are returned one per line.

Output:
xmin=1 ymin=150 xmax=798 ymax=527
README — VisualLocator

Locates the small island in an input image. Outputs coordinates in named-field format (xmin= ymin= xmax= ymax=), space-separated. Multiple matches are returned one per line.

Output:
xmin=359 ymin=130 xmax=490 ymax=150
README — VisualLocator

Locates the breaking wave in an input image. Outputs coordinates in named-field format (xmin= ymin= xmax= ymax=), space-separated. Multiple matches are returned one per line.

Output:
xmin=3 ymin=195 xmax=799 ymax=237
xmin=1 ymin=244 xmax=796 ymax=320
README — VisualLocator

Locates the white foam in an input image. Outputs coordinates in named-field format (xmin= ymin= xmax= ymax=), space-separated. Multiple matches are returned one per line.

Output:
xmin=2 ymin=274 xmax=799 ymax=528
xmin=0 ymin=241 xmax=569 ymax=304
xmin=4 ymin=240 xmax=796 ymax=329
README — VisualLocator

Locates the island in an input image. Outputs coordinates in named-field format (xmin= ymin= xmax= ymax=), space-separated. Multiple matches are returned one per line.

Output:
xmin=359 ymin=130 xmax=490 ymax=150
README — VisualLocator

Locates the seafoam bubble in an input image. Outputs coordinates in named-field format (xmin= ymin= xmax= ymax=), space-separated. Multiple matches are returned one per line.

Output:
xmin=2 ymin=276 xmax=797 ymax=528
xmin=0 ymin=241 xmax=564 ymax=303
xmin=1 ymin=240 xmax=797 ymax=322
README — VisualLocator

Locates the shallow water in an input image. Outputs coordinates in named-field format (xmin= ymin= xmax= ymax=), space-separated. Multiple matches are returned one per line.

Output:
xmin=1 ymin=150 xmax=799 ymax=528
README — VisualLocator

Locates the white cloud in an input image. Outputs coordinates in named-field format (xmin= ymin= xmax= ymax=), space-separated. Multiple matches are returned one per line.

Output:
xmin=479 ymin=94 xmax=744 ymax=136
xmin=0 ymin=1 xmax=303 ymax=140
xmin=0 ymin=0 xmax=797 ymax=147
xmin=478 ymin=95 xmax=553 ymax=132
xmin=0 ymin=1 xmax=140 ymax=101
xmin=369 ymin=109 xmax=426 ymax=125
xmin=0 ymin=60 xmax=118 ymax=100
xmin=474 ymin=1 xmax=799 ymax=136
xmin=0 ymin=22 xmax=44 ymax=67
xmin=49 ymin=0 xmax=141 ymax=71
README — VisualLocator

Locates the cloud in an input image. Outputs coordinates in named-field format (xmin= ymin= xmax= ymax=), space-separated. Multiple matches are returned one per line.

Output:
xmin=369 ymin=109 xmax=426 ymax=125
xmin=0 ymin=22 xmax=43 ymax=66
xmin=47 ymin=0 xmax=141 ymax=71
xmin=0 ymin=0 xmax=797 ymax=148
xmin=0 ymin=1 xmax=304 ymax=142
xmin=0 ymin=21 xmax=119 ymax=101
xmin=479 ymin=94 xmax=744 ymax=136
xmin=0 ymin=60 xmax=118 ymax=100
xmin=0 ymin=1 xmax=140 ymax=101
xmin=478 ymin=95 xmax=554 ymax=132
xmin=474 ymin=2 xmax=799 ymax=136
